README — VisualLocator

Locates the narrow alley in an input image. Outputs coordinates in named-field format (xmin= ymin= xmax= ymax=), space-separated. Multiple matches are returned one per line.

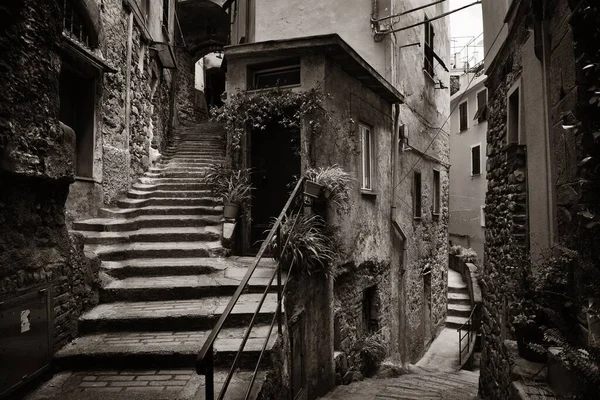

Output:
xmin=1 ymin=1 xmax=599 ymax=400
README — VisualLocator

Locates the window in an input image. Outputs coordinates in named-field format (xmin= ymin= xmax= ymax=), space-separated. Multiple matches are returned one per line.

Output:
xmin=481 ymin=205 xmax=486 ymax=227
xmin=363 ymin=286 xmax=380 ymax=334
xmin=162 ymin=0 xmax=169 ymax=31
xmin=360 ymin=123 xmax=373 ymax=191
xmin=507 ymin=81 xmax=521 ymax=144
xmin=59 ymin=0 xmax=95 ymax=48
xmin=248 ymin=59 xmax=301 ymax=89
xmin=433 ymin=169 xmax=441 ymax=215
xmin=459 ymin=101 xmax=468 ymax=132
xmin=424 ymin=16 xmax=435 ymax=77
xmin=141 ymin=0 xmax=150 ymax=22
xmin=474 ymin=89 xmax=488 ymax=122
xmin=413 ymin=171 xmax=422 ymax=218
xmin=471 ymin=144 xmax=481 ymax=176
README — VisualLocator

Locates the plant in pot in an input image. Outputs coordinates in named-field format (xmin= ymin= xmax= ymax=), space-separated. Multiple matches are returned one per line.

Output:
xmin=304 ymin=165 xmax=354 ymax=215
xmin=270 ymin=212 xmax=336 ymax=276
xmin=201 ymin=163 xmax=253 ymax=220
xmin=221 ymin=170 xmax=252 ymax=220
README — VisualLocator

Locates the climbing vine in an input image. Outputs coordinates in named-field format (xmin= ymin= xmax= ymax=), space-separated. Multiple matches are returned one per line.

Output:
xmin=210 ymin=87 xmax=359 ymax=167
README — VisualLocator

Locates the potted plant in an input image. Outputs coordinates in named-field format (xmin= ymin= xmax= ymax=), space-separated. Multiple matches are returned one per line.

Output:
xmin=201 ymin=163 xmax=253 ymax=220
xmin=304 ymin=179 xmax=323 ymax=198
xmin=222 ymin=170 xmax=252 ymax=220
xmin=305 ymin=165 xmax=353 ymax=214
xmin=270 ymin=213 xmax=336 ymax=276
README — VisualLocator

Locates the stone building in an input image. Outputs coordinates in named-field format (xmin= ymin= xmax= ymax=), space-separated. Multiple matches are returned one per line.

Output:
xmin=220 ymin=0 xmax=451 ymax=395
xmin=449 ymin=72 xmax=488 ymax=261
xmin=480 ymin=0 xmax=600 ymax=398
xmin=1 ymin=0 xmax=452 ymax=398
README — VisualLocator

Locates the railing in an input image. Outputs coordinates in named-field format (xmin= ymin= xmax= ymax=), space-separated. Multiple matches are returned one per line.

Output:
xmin=457 ymin=304 xmax=478 ymax=365
xmin=196 ymin=176 xmax=307 ymax=400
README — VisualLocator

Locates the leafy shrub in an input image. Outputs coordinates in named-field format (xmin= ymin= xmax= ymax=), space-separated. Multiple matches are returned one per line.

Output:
xmin=359 ymin=332 xmax=387 ymax=376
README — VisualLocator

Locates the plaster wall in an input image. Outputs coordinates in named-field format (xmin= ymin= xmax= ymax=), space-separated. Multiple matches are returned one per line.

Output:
xmin=253 ymin=0 xmax=391 ymax=79
xmin=449 ymin=77 xmax=487 ymax=261
xmin=481 ymin=0 xmax=509 ymax=72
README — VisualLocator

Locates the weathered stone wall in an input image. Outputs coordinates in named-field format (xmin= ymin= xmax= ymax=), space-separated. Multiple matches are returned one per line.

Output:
xmin=173 ymin=47 xmax=202 ymax=126
xmin=479 ymin=6 xmax=531 ymax=398
xmin=98 ymin=0 xmax=174 ymax=205
xmin=478 ymin=1 xmax=589 ymax=398
xmin=0 ymin=1 xmax=100 ymax=374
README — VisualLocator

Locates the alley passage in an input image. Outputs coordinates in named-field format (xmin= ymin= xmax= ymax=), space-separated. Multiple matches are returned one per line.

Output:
xmin=321 ymin=370 xmax=479 ymax=400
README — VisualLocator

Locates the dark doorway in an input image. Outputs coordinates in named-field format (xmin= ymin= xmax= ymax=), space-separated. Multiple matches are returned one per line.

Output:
xmin=249 ymin=123 xmax=301 ymax=251
xmin=59 ymin=63 xmax=96 ymax=178
xmin=423 ymin=272 xmax=432 ymax=345
xmin=205 ymin=68 xmax=225 ymax=109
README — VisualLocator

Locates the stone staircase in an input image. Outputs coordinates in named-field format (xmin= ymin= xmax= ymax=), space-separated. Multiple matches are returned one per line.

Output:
xmin=38 ymin=123 xmax=277 ymax=399
xmin=445 ymin=269 xmax=471 ymax=330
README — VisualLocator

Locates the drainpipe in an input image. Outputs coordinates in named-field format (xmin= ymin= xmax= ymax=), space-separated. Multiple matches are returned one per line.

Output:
xmin=391 ymin=102 xmax=408 ymax=365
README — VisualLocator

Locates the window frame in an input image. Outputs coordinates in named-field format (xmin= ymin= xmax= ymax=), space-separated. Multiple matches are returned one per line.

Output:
xmin=480 ymin=205 xmax=486 ymax=227
xmin=247 ymin=58 xmax=301 ymax=90
xmin=413 ymin=171 xmax=422 ymax=219
xmin=459 ymin=100 xmax=469 ymax=132
xmin=162 ymin=0 xmax=170 ymax=32
xmin=432 ymin=169 xmax=441 ymax=216
xmin=360 ymin=123 xmax=374 ymax=192
xmin=423 ymin=16 xmax=435 ymax=78
xmin=470 ymin=143 xmax=482 ymax=176
xmin=506 ymin=79 xmax=522 ymax=145
xmin=474 ymin=88 xmax=488 ymax=123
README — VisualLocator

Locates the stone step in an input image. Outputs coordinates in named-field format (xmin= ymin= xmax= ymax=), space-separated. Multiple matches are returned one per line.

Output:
xmin=98 ymin=205 xmax=219 ymax=218
xmin=144 ymin=171 xmax=209 ymax=179
xmin=101 ymin=257 xmax=277 ymax=278
xmin=447 ymin=292 xmax=471 ymax=305
xmin=132 ymin=182 xmax=209 ymax=191
xmin=87 ymin=241 xmax=226 ymax=261
xmin=74 ymin=227 xmax=221 ymax=246
xmin=159 ymin=156 xmax=224 ymax=162
xmin=126 ymin=189 xmax=214 ymax=199
xmin=101 ymin=272 xmax=280 ymax=302
xmin=114 ymin=198 xmax=221 ymax=210
xmin=156 ymin=162 xmax=220 ymax=169
xmin=447 ymin=303 xmax=472 ymax=318
xmin=55 ymin=326 xmax=275 ymax=370
xmin=73 ymin=215 xmax=222 ymax=232
xmin=78 ymin=293 xmax=278 ymax=333
xmin=150 ymin=166 xmax=211 ymax=173
xmin=138 ymin=177 xmax=207 ymax=184
xmin=447 ymin=285 xmax=469 ymax=294
xmin=445 ymin=315 xmax=470 ymax=329
xmin=162 ymin=148 xmax=225 ymax=154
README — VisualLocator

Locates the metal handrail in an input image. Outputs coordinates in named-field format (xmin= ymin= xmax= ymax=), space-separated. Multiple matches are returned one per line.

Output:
xmin=196 ymin=176 xmax=307 ymax=400
xmin=457 ymin=304 xmax=477 ymax=365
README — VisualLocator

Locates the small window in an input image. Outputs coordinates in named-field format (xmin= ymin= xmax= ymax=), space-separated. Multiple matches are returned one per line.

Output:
xmin=413 ymin=171 xmax=422 ymax=218
xmin=424 ymin=16 xmax=435 ymax=77
xmin=360 ymin=123 xmax=373 ymax=191
xmin=471 ymin=144 xmax=481 ymax=176
xmin=507 ymin=82 xmax=521 ymax=144
xmin=162 ymin=0 xmax=169 ymax=31
xmin=459 ymin=101 xmax=468 ymax=132
xmin=474 ymin=89 xmax=488 ymax=122
xmin=59 ymin=0 xmax=95 ymax=48
xmin=433 ymin=169 xmax=441 ymax=215
xmin=248 ymin=59 xmax=301 ymax=89
xmin=481 ymin=205 xmax=486 ymax=227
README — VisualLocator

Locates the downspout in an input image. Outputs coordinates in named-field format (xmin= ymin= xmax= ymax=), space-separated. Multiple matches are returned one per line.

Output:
xmin=391 ymin=102 xmax=408 ymax=365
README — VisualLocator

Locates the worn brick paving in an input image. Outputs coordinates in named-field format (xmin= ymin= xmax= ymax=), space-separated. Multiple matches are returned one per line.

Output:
xmin=68 ymin=370 xmax=194 ymax=394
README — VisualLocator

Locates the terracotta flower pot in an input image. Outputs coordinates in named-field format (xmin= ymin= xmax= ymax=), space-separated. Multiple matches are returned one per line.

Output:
xmin=304 ymin=180 xmax=323 ymax=198
xmin=223 ymin=201 xmax=240 ymax=220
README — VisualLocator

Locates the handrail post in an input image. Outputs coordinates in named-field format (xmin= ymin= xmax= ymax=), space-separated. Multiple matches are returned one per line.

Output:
xmin=205 ymin=344 xmax=214 ymax=400
xmin=276 ymin=225 xmax=283 ymax=335
xmin=458 ymin=329 xmax=462 ymax=365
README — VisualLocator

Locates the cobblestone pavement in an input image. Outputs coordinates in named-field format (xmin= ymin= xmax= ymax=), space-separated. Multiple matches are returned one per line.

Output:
xmin=321 ymin=369 xmax=480 ymax=400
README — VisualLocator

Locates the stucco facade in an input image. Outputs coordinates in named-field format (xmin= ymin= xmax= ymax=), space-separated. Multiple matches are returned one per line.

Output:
xmin=223 ymin=0 xmax=451 ymax=392
xmin=449 ymin=73 xmax=487 ymax=261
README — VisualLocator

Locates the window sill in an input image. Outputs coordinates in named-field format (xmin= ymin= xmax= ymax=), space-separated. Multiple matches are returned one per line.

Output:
xmin=432 ymin=212 xmax=441 ymax=218
xmin=75 ymin=176 xmax=98 ymax=183
xmin=470 ymin=173 xmax=481 ymax=178
xmin=361 ymin=189 xmax=377 ymax=197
